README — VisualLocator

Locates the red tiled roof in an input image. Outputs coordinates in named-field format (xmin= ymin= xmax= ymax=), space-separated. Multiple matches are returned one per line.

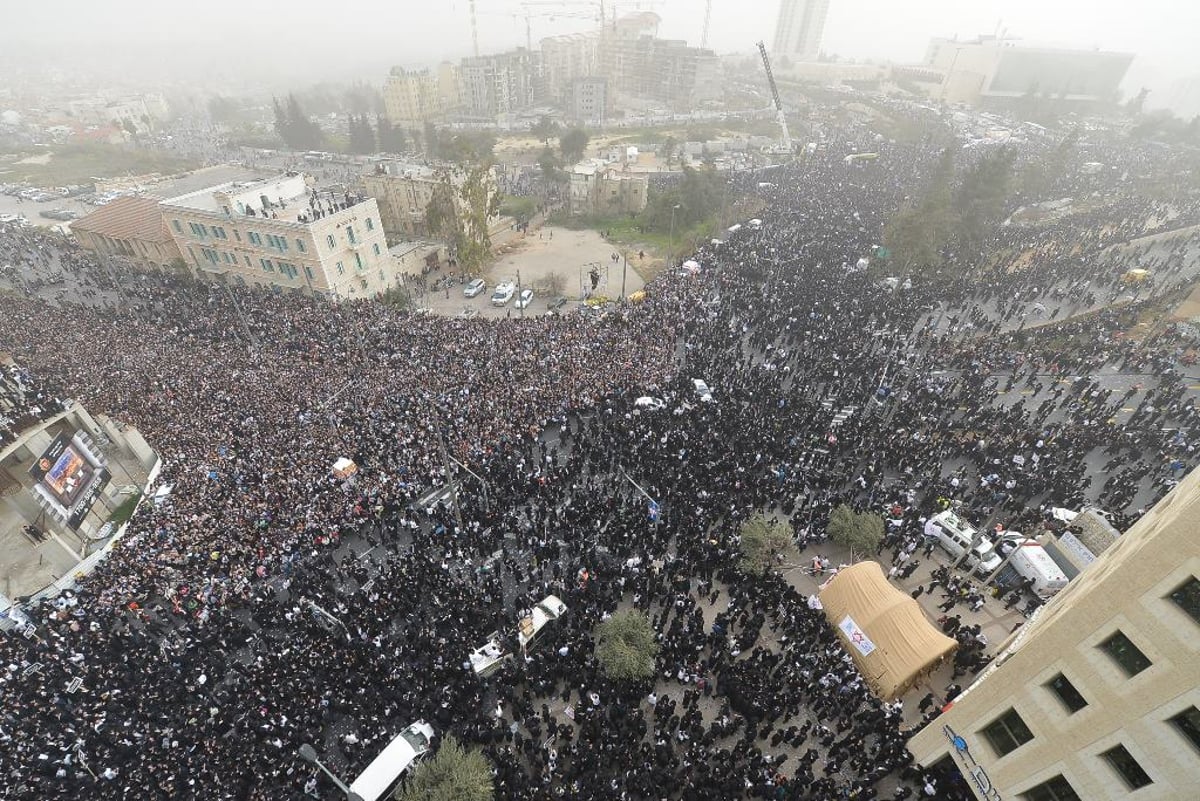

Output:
xmin=70 ymin=195 xmax=171 ymax=243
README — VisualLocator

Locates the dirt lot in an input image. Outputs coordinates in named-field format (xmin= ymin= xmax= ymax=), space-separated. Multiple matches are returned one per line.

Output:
xmin=419 ymin=226 xmax=648 ymax=319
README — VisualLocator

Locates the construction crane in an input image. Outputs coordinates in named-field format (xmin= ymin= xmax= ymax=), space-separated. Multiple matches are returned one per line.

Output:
xmin=700 ymin=0 xmax=713 ymax=49
xmin=470 ymin=0 xmax=480 ymax=57
xmin=756 ymin=40 xmax=792 ymax=155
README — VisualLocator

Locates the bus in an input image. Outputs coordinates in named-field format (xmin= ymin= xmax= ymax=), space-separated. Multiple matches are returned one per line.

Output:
xmin=348 ymin=720 xmax=434 ymax=801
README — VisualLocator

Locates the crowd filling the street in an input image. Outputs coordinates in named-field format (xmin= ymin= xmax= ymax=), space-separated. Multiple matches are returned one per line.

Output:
xmin=2 ymin=114 xmax=1200 ymax=801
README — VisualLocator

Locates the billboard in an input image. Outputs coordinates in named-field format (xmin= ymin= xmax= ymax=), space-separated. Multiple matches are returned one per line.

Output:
xmin=29 ymin=431 xmax=110 ymax=530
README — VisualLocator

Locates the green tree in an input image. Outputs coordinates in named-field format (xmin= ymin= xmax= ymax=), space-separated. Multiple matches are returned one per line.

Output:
xmin=660 ymin=135 xmax=678 ymax=168
xmin=595 ymin=610 xmax=659 ymax=683
xmin=273 ymin=94 xmax=325 ymax=151
xmin=537 ymin=147 xmax=564 ymax=181
xmin=499 ymin=195 xmax=538 ymax=224
xmin=737 ymin=513 xmax=794 ymax=574
xmin=882 ymin=147 xmax=955 ymax=276
xmin=348 ymin=114 xmax=376 ymax=155
xmin=208 ymin=96 xmax=241 ymax=125
xmin=424 ymin=122 xmax=442 ymax=159
xmin=377 ymin=114 xmax=407 ymax=153
xmin=395 ymin=735 xmax=493 ymax=801
xmin=425 ymin=166 xmax=499 ymax=275
xmin=559 ymin=126 xmax=590 ymax=164
xmin=954 ymin=146 xmax=1015 ymax=257
xmin=826 ymin=504 xmax=884 ymax=561
xmin=531 ymin=115 xmax=560 ymax=145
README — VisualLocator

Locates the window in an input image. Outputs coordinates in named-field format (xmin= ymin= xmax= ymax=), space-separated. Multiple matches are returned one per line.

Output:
xmin=248 ymin=231 xmax=262 ymax=246
xmin=1046 ymin=674 xmax=1088 ymax=714
xmin=365 ymin=217 xmax=374 ymax=231
xmin=1021 ymin=776 xmax=1080 ymax=801
xmin=1168 ymin=577 xmax=1200 ymax=625
xmin=260 ymin=258 xmax=274 ymax=273
xmin=347 ymin=226 xmax=357 ymax=244
xmin=304 ymin=265 xmax=314 ymax=281
xmin=336 ymin=261 xmax=344 ymax=275
xmin=1101 ymin=745 xmax=1152 ymax=790
xmin=296 ymin=238 xmax=306 ymax=252
xmin=172 ymin=219 xmax=182 ymax=233
xmin=327 ymin=234 xmax=337 ymax=249
xmin=354 ymin=252 xmax=363 ymax=270
xmin=233 ymin=230 xmax=241 ymax=242
xmin=373 ymin=243 xmax=381 ymax=256
xmin=981 ymin=709 xmax=1034 ymax=757
xmin=1169 ymin=707 xmax=1200 ymax=752
xmin=1100 ymin=631 xmax=1152 ymax=677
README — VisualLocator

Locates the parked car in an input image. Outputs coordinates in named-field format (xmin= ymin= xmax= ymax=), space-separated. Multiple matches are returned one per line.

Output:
xmin=514 ymin=288 xmax=534 ymax=309
xmin=547 ymin=296 xmax=568 ymax=311
xmin=635 ymin=396 xmax=665 ymax=411
xmin=1007 ymin=541 xmax=1069 ymax=597
xmin=490 ymin=281 xmax=516 ymax=306
xmin=924 ymin=509 xmax=1002 ymax=575
xmin=692 ymin=378 xmax=714 ymax=402
xmin=463 ymin=278 xmax=487 ymax=298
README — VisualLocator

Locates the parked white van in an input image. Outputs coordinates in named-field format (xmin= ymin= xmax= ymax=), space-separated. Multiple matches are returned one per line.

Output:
xmin=1007 ymin=541 xmax=1069 ymax=598
xmin=923 ymin=510 xmax=1002 ymax=576
xmin=348 ymin=720 xmax=434 ymax=801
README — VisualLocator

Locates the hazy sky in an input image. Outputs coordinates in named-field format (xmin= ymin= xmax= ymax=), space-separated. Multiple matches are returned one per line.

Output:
xmin=2 ymin=1 xmax=1196 ymax=103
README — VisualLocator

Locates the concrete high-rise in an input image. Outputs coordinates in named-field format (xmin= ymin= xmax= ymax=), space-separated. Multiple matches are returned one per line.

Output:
xmin=772 ymin=0 xmax=830 ymax=61
xmin=906 ymin=465 xmax=1200 ymax=800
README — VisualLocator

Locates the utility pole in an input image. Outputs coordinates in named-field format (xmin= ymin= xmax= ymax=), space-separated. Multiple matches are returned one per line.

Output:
xmin=437 ymin=428 xmax=466 ymax=536
xmin=621 ymin=251 xmax=628 ymax=298
xmin=469 ymin=0 xmax=480 ymax=57
xmin=220 ymin=279 xmax=257 ymax=348
xmin=517 ymin=268 xmax=525 ymax=318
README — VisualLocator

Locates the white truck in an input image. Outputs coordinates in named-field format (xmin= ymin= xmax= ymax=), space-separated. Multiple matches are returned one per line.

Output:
xmin=1007 ymin=541 xmax=1069 ymax=598
xmin=469 ymin=595 xmax=568 ymax=677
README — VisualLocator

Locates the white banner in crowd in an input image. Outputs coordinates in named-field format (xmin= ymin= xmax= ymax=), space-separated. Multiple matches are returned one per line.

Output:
xmin=838 ymin=615 xmax=877 ymax=657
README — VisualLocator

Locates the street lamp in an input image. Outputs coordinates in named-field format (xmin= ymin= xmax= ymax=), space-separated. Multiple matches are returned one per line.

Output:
xmin=298 ymin=743 xmax=365 ymax=801
xmin=668 ymin=204 xmax=681 ymax=266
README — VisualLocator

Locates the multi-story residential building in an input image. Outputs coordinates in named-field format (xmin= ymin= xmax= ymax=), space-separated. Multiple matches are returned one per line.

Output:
xmin=596 ymin=15 xmax=721 ymax=112
xmin=161 ymin=174 xmax=398 ymax=301
xmin=568 ymin=160 xmax=647 ymax=217
xmin=907 ymin=466 xmax=1200 ymax=801
xmin=460 ymin=48 xmax=543 ymax=120
xmin=382 ymin=64 xmax=460 ymax=129
xmin=541 ymin=32 xmax=600 ymax=104
xmin=70 ymin=196 xmax=184 ymax=271
xmin=773 ymin=0 xmax=830 ymax=61
xmin=569 ymin=77 xmax=607 ymax=125
xmin=362 ymin=161 xmax=501 ymax=242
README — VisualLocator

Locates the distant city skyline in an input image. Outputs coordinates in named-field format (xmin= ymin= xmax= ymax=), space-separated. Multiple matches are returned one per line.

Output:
xmin=0 ymin=1 xmax=1195 ymax=111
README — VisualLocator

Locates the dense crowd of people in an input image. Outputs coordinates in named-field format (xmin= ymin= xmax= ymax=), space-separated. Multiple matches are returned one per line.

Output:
xmin=0 ymin=105 xmax=1199 ymax=800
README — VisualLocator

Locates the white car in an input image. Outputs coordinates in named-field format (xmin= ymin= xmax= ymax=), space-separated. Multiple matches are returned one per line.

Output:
xmin=635 ymin=396 xmax=665 ymax=411
xmin=463 ymin=278 xmax=487 ymax=298
xmin=514 ymin=288 xmax=534 ymax=309
xmin=692 ymin=378 xmax=714 ymax=402
xmin=491 ymin=282 xmax=516 ymax=306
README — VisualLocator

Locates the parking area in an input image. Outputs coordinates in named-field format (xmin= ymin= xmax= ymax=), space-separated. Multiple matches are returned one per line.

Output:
xmin=418 ymin=226 xmax=647 ymax=319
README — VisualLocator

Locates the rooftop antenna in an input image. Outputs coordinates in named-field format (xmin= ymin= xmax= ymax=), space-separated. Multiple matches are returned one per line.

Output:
xmin=701 ymin=0 xmax=713 ymax=49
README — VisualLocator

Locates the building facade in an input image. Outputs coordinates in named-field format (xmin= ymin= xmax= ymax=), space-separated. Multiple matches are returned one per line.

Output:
xmin=568 ymin=160 xmax=647 ymax=217
xmin=362 ymin=161 xmax=500 ymax=242
xmin=569 ymin=77 xmax=607 ymax=125
xmin=924 ymin=37 xmax=1133 ymax=106
xmin=907 ymin=467 xmax=1200 ymax=801
xmin=383 ymin=64 xmax=460 ymax=129
xmin=161 ymin=174 xmax=398 ymax=301
xmin=70 ymin=195 xmax=183 ymax=271
xmin=460 ymin=49 xmax=543 ymax=120
xmin=772 ymin=0 xmax=830 ymax=61
xmin=541 ymin=32 xmax=600 ymax=104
